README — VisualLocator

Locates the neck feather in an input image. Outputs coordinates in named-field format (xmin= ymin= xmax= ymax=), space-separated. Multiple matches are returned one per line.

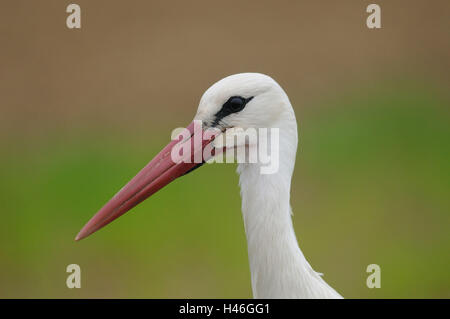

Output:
xmin=237 ymin=119 xmax=342 ymax=299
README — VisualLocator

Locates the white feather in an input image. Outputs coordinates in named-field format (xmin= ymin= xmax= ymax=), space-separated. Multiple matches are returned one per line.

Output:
xmin=196 ymin=73 xmax=342 ymax=299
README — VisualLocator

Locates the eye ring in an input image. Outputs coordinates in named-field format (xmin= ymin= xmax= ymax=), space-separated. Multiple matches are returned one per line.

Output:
xmin=223 ymin=96 xmax=253 ymax=114
xmin=211 ymin=95 xmax=254 ymax=128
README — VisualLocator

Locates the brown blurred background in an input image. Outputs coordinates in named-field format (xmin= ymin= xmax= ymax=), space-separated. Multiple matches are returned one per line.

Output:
xmin=0 ymin=1 xmax=449 ymax=298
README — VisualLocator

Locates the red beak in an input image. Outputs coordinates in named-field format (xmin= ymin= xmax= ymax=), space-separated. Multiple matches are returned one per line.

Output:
xmin=75 ymin=121 xmax=219 ymax=241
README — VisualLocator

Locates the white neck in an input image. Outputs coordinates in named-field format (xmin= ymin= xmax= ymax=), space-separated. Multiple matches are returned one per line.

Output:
xmin=237 ymin=115 xmax=342 ymax=299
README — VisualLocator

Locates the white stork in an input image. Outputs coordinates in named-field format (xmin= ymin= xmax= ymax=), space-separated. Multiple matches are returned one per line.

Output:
xmin=76 ymin=73 xmax=343 ymax=299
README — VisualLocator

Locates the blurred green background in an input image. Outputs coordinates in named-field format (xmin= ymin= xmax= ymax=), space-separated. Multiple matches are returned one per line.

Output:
xmin=0 ymin=1 xmax=449 ymax=298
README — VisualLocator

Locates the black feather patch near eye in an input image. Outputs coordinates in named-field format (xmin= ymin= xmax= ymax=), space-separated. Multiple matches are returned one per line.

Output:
xmin=212 ymin=96 xmax=253 ymax=127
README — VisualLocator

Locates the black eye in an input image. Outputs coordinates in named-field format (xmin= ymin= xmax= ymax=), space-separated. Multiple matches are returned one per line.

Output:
xmin=227 ymin=97 xmax=246 ymax=112
xmin=211 ymin=95 xmax=254 ymax=127
xmin=223 ymin=96 xmax=253 ymax=114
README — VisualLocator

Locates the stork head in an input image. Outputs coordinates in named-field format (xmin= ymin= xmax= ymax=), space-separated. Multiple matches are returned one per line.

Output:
xmin=195 ymin=73 xmax=293 ymax=131
xmin=75 ymin=73 xmax=296 ymax=241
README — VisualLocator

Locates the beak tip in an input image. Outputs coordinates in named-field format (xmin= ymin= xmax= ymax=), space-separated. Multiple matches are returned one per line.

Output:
xmin=75 ymin=230 xmax=86 ymax=241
